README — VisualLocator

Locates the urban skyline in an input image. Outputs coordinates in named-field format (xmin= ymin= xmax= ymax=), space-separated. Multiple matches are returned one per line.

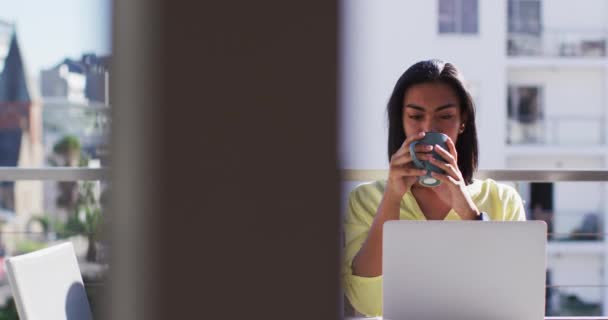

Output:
xmin=0 ymin=0 xmax=111 ymax=76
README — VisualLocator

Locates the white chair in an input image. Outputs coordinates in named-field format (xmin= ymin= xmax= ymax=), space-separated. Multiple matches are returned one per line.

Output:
xmin=5 ymin=242 xmax=93 ymax=320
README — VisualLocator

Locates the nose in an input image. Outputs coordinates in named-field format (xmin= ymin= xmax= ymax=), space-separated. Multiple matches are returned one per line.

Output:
xmin=421 ymin=118 xmax=439 ymax=133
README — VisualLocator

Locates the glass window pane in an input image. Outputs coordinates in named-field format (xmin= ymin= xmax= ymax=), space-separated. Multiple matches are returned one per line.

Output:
xmin=508 ymin=0 xmax=541 ymax=34
xmin=438 ymin=0 xmax=457 ymax=33
xmin=461 ymin=0 xmax=478 ymax=33
xmin=520 ymin=1 xmax=541 ymax=34
xmin=507 ymin=86 xmax=544 ymax=144
xmin=508 ymin=0 xmax=516 ymax=32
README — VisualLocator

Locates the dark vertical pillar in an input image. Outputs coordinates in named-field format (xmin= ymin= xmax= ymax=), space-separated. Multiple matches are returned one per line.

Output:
xmin=110 ymin=1 xmax=339 ymax=319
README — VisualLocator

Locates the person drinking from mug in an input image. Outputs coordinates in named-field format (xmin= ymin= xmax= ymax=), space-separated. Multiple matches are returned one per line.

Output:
xmin=342 ymin=59 xmax=526 ymax=317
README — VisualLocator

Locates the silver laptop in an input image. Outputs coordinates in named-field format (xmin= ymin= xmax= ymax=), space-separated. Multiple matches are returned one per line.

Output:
xmin=383 ymin=221 xmax=546 ymax=320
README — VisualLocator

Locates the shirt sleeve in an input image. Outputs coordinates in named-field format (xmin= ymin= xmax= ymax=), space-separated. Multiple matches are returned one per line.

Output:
xmin=502 ymin=184 xmax=527 ymax=221
xmin=480 ymin=180 xmax=527 ymax=222
xmin=342 ymin=185 xmax=383 ymax=317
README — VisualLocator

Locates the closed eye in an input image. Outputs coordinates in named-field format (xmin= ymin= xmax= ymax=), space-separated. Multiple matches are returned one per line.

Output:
xmin=408 ymin=114 xmax=424 ymax=121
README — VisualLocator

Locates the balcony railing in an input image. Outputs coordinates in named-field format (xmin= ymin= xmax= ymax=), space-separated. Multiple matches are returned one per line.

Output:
xmin=0 ymin=167 xmax=106 ymax=181
xmin=0 ymin=167 xmax=108 ymax=316
xmin=342 ymin=169 xmax=608 ymax=316
xmin=508 ymin=30 xmax=608 ymax=58
xmin=342 ymin=169 xmax=608 ymax=182
xmin=507 ymin=115 xmax=606 ymax=145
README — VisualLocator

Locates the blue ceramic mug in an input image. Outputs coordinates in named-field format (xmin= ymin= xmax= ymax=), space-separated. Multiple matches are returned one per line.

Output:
xmin=408 ymin=132 xmax=449 ymax=187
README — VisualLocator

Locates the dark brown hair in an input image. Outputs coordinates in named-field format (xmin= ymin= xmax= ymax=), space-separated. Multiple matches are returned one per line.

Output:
xmin=386 ymin=59 xmax=478 ymax=184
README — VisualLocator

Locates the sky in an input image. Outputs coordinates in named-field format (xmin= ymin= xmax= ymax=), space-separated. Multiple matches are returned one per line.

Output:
xmin=0 ymin=0 xmax=112 ymax=77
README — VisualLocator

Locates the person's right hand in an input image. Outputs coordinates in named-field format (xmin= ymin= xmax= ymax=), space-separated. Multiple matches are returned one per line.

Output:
xmin=385 ymin=131 xmax=431 ymax=200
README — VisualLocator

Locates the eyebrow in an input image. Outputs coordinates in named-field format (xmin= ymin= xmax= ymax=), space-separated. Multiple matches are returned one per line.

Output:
xmin=405 ymin=103 xmax=456 ymax=112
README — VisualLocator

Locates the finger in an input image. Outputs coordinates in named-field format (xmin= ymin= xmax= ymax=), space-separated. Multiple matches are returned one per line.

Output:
xmin=391 ymin=152 xmax=432 ymax=166
xmin=390 ymin=148 xmax=407 ymax=162
xmin=429 ymin=157 xmax=460 ymax=180
xmin=446 ymin=174 xmax=458 ymax=184
xmin=445 ymin=137 xmax=458 ymax=163
xmin=390 ymin=166 xmax=427 ymax=177
xmin=404 ymin=131 xmax=426 ymax=146
xmin=413 ymin=144 xmax=434 ymax=153
xmin=391 ymin=141 xmax=433 ymax=163
xmin=400 ymin=131 xmax=427 ymax=151
xmin=429 ymin=171 xmax=449 ymax=185
xmin=390 ymin=159 xmax=426 ymax=173
xmin=433 ymin=144 xmax=456 ymax=165
xmin=389 ymin=132 xmax=429 ymax=162
xmin=431 ymin=171 xmax=459 ymax=185
xmin=391 ymin=135 xmax=422 ymax=160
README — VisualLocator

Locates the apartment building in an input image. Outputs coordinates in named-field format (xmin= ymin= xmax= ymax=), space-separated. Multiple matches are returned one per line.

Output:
xmin=341 ymin=0 xmax=608 ymax=316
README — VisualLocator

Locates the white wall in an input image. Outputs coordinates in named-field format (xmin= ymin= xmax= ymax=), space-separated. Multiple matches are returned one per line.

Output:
xmin=543 ymin=0 xmax=608 ymax=31
xmin=340 ymin=0 xmax=507 ymax=170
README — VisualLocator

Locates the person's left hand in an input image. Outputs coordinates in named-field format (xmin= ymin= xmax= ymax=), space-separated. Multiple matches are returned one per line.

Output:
xmin=427 ymin=137 xmax=480 ymax=220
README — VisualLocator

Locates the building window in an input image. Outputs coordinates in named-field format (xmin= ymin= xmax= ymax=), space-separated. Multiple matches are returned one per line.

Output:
xmin=438 ymin=0 xmax=478 ymax=34
xmin=508 ymin=0 xmax=541 ymax=35
xmin=507 ymin=85 xmax=544 ymax=144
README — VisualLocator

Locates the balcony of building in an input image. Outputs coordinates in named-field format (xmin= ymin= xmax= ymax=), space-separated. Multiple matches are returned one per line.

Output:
xmin=506 ymin=84 xmax=607 ymax=153
xmin=507 ymin=30 xmax=608 ymax=68
xmin=507 ymin=115 xmax=606 ymax=147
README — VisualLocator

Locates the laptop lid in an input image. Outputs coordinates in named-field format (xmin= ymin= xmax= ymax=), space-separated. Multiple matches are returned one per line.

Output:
xmin=383 ymin=221 xmax=546 ymax=320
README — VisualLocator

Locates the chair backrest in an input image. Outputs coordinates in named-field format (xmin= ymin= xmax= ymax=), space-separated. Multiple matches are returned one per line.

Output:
xmin=5 ymin=242 xmax=93 ymax=320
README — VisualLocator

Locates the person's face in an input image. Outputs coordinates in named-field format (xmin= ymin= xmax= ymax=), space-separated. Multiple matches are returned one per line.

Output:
xmin=402 ymin=82 xmax=465 ymax=144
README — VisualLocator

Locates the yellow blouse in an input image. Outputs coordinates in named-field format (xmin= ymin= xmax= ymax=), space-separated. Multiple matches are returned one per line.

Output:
xmin=342 ymin=179 xmax=526 ymax=316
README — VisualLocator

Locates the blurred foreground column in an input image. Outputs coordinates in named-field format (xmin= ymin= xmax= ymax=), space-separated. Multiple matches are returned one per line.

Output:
xmin=109 ymin=1 xmax=339 ymax=319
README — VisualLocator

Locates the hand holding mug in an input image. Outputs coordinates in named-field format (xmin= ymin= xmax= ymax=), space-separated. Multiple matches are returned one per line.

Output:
xmin=408 ymin=132 xmax=449 ymax=187
xmin=426 ymin=136 xmax=480 ymax=219
xmin=385 ymin=132 xmax=432 ymax=200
